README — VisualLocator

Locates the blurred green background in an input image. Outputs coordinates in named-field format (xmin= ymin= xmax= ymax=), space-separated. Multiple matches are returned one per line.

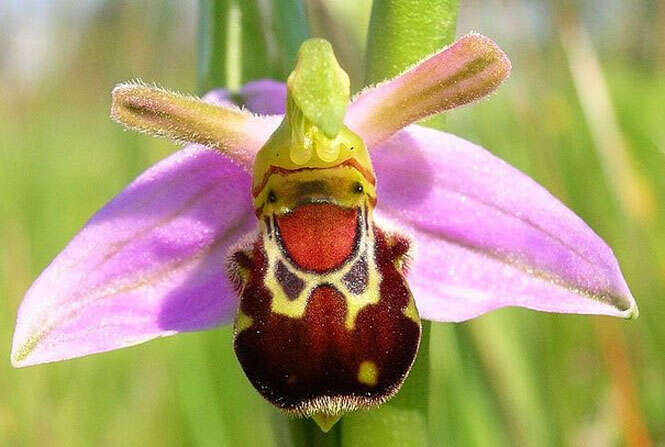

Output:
xmin=1 ymin=0 xmax=664 ymax=445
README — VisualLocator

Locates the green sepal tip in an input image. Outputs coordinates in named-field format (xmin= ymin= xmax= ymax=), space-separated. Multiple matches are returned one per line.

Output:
xmin=286 ymin=38 xmax=350 ymax=139
xmin=311 ymin=412 xmax=344 ymax=432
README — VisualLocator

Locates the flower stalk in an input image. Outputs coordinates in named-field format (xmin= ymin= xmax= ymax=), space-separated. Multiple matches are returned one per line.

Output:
xmin=198 ymin=0 xmax=272 ymax=93
xmin=197 ymin=0 xmax=309 ymax=94
xmin=365 ymin=0 xmax=459 ymax=85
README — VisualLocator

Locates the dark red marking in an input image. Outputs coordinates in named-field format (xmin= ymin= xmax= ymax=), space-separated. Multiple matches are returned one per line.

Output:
xmin=276 ymin=204 xmax=358 ymax=273
xmin=276 ymin=261 xmax=305 ymax=300
xmin=342 ymin=256 xmax=368 ymax=294
xmin=232 ymin=226 xmax=420 ymax=414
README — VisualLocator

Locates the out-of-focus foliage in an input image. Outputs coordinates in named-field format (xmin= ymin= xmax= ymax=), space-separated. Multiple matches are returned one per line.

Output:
xmin=0 ymin=0 xmax=663 ymax=445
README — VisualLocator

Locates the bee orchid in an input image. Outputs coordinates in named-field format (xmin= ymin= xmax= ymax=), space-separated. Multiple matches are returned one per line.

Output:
xmin=11 ymin=34 xmax=637 ymax=431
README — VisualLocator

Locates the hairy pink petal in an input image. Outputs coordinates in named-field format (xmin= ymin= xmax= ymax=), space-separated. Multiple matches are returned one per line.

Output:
xmin=10 ymin=87 xmax=288 ymax=367
xmin=373 ymin=126 xmax=637 ymax=322
xmin=347 ymin=33 xmax=511 ymax=147
xmin=11 ymin=146 xmax=258 ymax=367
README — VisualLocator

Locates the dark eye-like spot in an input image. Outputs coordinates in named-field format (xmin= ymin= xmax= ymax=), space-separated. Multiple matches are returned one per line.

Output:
xmin=268 ymin=191 xmax=277 ymax=203
xmin=353 ymin=183 xmax=364 ymax=194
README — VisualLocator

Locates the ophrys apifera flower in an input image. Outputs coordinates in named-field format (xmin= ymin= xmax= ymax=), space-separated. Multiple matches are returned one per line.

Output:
xmin=11 ymin=35 xmax=637 ymax=431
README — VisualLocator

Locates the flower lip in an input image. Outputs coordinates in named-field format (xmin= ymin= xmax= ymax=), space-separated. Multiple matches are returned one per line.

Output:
xmin=274 ymin=203 xmax=362 ymax=273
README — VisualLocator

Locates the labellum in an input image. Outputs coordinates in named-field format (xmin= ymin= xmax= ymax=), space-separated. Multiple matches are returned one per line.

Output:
xmin=227 ymin=40 xmax=420 ymax=428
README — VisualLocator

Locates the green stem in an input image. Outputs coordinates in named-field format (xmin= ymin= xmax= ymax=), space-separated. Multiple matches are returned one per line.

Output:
xmin=364 ymin=0 xmax=459 ymax=130
xmin=270 ymin=0 xmax=310 ymax=79
xmin=365 ymin=0 xmax=459 ymax=86
xmin=197 ymin=0 xmax=276 ymax=93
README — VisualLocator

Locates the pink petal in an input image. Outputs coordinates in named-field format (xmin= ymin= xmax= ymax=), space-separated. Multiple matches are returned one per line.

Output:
xmin=347 ymin=33 xmax=511 ymax=147
xmin=12 ymin=84 xmax=284 ymax=367
xmin=373 ymin=126 xmax=637 ymax=322
xmin=11 ymin=146 xmax=258 ymax=367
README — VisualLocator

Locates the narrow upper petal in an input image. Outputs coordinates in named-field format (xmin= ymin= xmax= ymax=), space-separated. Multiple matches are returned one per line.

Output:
xmin=11 ymin=91 xmax=283 ymax=367
xmin=347 ymin=33 xmax=511 ymax=147
xmin=111 ymin=82 xmax=280 ymax=168
xmin=373 ymin=125 xmax=637 ymax=322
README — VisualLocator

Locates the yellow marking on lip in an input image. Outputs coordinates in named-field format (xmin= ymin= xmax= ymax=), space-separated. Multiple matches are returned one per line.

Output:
xmin=357 ymin=360 xmax=379 ymax=386
xmin=252 ymin=119 xmax=372 ymax=193
xmin=262 ymin=219 xmax=381 ymax=330
xmin=403 ymin=296 xmax=420 ymax=324
xmin=343 ymin=283 xmax=381 ymax=330
xmin=234 ymin=310 xmax=253 ymax=334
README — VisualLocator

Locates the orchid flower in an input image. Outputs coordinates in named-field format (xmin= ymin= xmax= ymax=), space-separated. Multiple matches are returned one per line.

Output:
xmin=11 ymin=34 xmax=637 ymax=431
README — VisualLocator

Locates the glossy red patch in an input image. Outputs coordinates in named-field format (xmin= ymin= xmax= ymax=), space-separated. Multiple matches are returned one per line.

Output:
xmin=276 ymin=204 xmax=358 ymax=272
